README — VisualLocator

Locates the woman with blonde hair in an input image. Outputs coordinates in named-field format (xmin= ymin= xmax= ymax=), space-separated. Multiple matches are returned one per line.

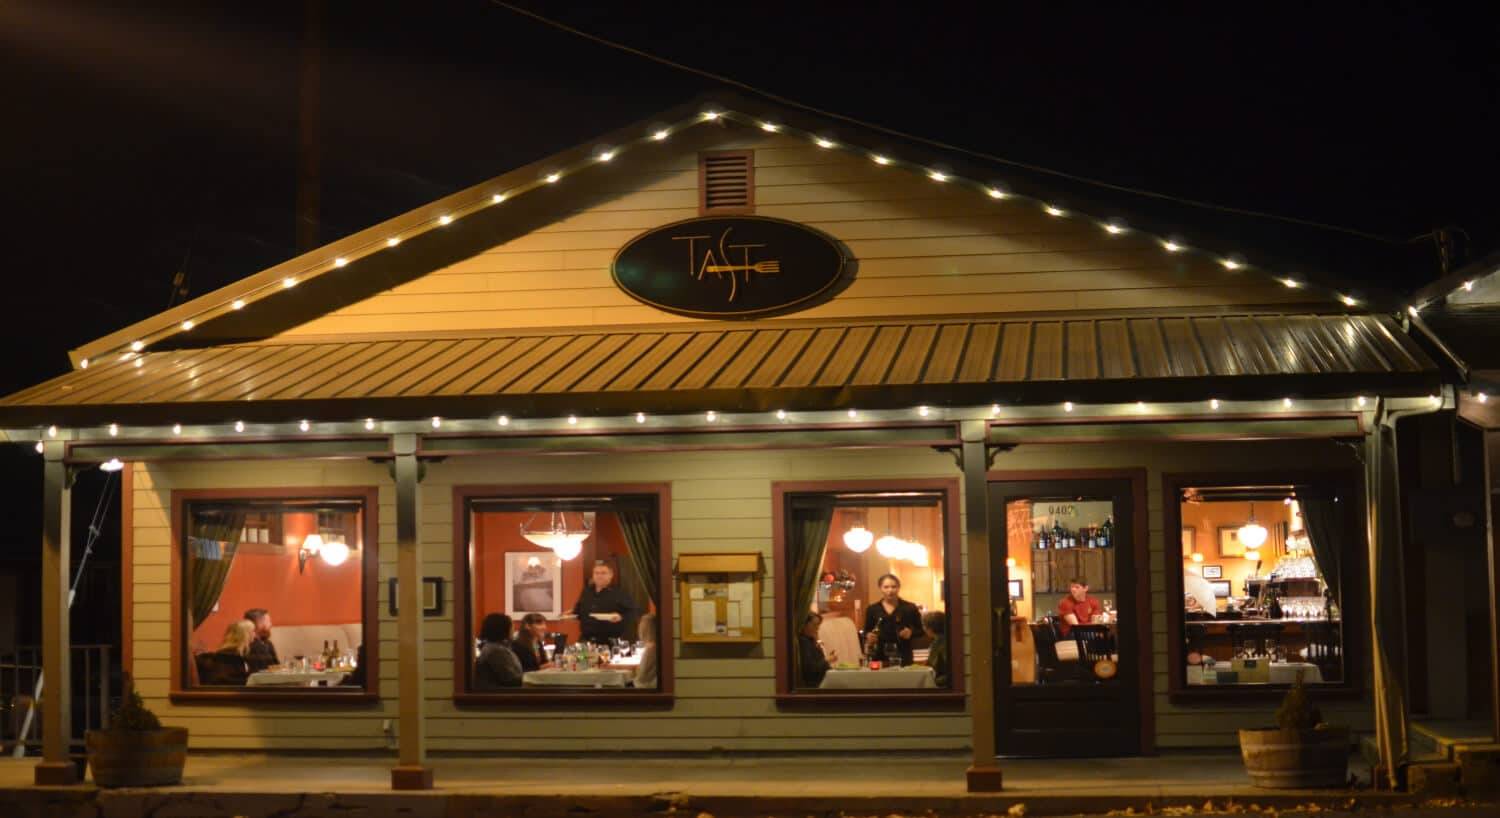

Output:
xmin=198 ymin=619 xmax=255 ymax=686
xmin=633 ymin=613 xmax=658 ymax=689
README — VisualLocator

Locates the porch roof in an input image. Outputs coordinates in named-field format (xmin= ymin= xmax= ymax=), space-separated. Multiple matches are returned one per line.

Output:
xmin=0 ymin=311 xmax=1438 ymax=427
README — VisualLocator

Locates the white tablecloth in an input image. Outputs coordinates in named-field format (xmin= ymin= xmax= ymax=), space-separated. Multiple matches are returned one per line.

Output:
xmin=247 ymin=670 xmax=347 ymax=687
xmin=523 ymin=669 xmax=630 ymax=688
xmin=1186 ymin=661 xmax=1323 ymax=686
xmin=820 ymin=666 xmax=936 ymax=690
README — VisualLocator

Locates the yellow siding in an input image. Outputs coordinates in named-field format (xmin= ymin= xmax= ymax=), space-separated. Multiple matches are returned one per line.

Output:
xmin=278 ymin=133 xmax=1326 ymax=340
xmin=131 ymin=436 xmax=1369 ymax=752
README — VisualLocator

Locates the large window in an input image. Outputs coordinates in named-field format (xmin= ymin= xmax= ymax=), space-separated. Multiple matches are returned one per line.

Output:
xmin=775 ymin=480 xmax=962 ymax=703
xmin=1167 ymin=477 xmax=1357 ymax=695
xmin=176 ymin=491 xmax=376 ymax=698
xmin=456 ymin=487 xmax=669 ymax=701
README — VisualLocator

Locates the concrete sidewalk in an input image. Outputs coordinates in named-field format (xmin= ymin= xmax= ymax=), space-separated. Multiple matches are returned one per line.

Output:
xmin=0 ymin=750 xmax=1466 ymax=818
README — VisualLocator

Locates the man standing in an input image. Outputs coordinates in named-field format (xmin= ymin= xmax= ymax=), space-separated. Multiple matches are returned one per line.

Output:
xmin=244 ymin=608 xmax=279 ymax=672
xmin=570 ymin=561 xmax=638 ymax=644
xmin=1056 ymin=578 xmax=1102 ymax=636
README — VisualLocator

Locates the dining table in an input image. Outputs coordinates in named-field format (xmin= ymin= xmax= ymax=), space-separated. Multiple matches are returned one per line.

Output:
xmin=819 ymin=665 xmax=936 ymax=690
xmin=246 ymin=669 xmax=348 ymax=687
xmin=1185 ymin=661 xmax=1323 ymax=686
xmin=522 ymin=668 xmax=630 ymax=688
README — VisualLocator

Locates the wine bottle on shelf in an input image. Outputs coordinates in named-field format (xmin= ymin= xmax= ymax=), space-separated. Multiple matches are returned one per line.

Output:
xmin=1035 ymin=525 xmax=1049 ymax=550
xmin=319 ymin=640 xmax=330 ymax=669
xmin=1100 ymin=516 xmax=1114 ymax=548
xmin=1051 ymin=518 xmax=1066 ymax=549
xmin=332 ymin=640 xmax=341 ymax=669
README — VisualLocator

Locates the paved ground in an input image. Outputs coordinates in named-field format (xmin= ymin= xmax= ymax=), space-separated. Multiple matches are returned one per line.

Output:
xmin=1 ymin=751 xmax=1493 ymax=818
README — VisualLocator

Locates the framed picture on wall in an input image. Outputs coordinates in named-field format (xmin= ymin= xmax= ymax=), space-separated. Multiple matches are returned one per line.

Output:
xmin=1210 ymin=580 xmax=1232 ymax=598
xmin=1180 ymin=526 xmax=1196 ymax=558
xmin=1217 ymin=526 xmax=1247 ymax=557
xmin=1202 ymin=564 xmax=1223 ymax=579
xmin=504 ymin=551 xmax=563 ymax=618
xmin=1008 ymin=579 xmax=1024 ymax=600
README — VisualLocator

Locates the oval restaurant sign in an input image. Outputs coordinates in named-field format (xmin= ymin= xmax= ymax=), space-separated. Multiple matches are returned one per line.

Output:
xmin=612 ymin=216 xmax=848 ymax=318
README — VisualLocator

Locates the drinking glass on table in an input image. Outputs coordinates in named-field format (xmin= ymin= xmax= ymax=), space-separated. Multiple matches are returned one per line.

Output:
xmin=884 ymin=642 xmax=902 ymax=668
xmin=293 ymin=655 xmax=305 ymax=673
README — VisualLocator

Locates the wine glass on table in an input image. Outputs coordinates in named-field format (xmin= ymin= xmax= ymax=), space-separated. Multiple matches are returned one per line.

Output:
xmin=884 ymin=642 xmax=902 ymax=668
xmin=292 ymin=654 xmax=305 ymax=673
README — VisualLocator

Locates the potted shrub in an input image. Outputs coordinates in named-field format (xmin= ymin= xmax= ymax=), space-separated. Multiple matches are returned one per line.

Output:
xmin=85 ymin=675 xmax=188 ymax=788
xmin=1238 ymin=672 xmax=1349 ymax=788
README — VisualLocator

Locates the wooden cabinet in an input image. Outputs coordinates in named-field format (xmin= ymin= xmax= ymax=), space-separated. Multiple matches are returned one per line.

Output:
xmin=1031 ymin=547 xmax=1114 ymax=593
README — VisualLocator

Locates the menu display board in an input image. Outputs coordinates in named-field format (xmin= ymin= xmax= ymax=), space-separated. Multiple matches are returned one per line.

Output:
xmin=677 ymin=553 xmax=763 ymax=643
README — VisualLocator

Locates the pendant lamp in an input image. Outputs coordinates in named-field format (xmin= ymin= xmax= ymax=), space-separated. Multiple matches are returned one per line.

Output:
xmin=1238 ymin=502 xmax=1269 ymax=549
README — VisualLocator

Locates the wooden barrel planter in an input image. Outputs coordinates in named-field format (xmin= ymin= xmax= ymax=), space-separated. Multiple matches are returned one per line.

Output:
xmin=85 ymin=727 xmax=188 ymax=788
xmin=1238 ymin=725 xmax=1349 ymax=788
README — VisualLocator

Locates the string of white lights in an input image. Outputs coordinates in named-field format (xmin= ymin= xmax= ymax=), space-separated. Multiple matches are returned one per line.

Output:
xmin=19 ymin=392 xmax=1477 ymax=455
xmin=90 ymin=107 xmax=1372 ymax=368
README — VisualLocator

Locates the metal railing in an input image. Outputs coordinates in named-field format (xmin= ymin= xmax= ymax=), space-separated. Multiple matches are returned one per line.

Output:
xmin=1 ymin=645 xmax=115 ymax=756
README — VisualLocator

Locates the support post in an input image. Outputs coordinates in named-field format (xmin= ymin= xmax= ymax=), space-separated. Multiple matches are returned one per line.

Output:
xmin=34 ymin=441 xmax=75 ymax=785
xmin=390 ymin=434 xmax=432 ymax=790
xmin=1366 ymin=408 xmax=1410 ymax=789
xmin=960 ymin=420 xmax=1002 ymax=791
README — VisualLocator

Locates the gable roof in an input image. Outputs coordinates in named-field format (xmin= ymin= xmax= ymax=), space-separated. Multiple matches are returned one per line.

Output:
xmin=67 ymin=93 xmax=1403 ymax=371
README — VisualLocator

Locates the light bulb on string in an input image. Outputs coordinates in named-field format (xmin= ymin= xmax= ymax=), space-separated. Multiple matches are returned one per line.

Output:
xmin=653 ymin=129 xmax=670 ymax=141
xmin=497 ymin=415 xmax=510 ymax=426
xmin=364 ymin=418 xmax=376 ymax=430
xmin=568 ymin=415 xmax=578 ymax=425
xmin=387 ymin=237 xmax=402 ymax=247
xmin=233 ymin=421 xmax=244 ymax=433
xmin=438 ymin=215 xmax=453 ymax=225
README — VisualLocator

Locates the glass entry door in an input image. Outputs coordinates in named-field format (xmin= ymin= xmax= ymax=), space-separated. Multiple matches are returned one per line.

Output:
xmin=990 ymin=477 xmax=1142 ymax=756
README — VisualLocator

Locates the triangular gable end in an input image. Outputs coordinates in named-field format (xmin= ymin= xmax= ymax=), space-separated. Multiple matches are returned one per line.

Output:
xmin=280 ymin=129 xmax=1334 ymax=340
xmin=68 ymin=95 xmax=1372 ymax=367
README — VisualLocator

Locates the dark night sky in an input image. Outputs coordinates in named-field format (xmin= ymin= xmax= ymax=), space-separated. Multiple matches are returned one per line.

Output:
xmin=0 ymin=2 xmax=1496 ymax=586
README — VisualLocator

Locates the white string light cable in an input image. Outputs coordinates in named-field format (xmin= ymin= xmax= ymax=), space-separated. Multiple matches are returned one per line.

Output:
xmin=94 ymin=106 xmax=1369 ymax=369
xmin=17 ymin=392 xmax=1452 ymax=455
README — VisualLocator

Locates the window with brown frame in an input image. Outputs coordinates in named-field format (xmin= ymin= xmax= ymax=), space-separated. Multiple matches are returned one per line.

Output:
xmin=454 ymin=486 xmax=673 ymax=705
xmin=1164 ymin=473 xmax=1363 ymax=700
xmin=774 ymin=480 xmax=964 ymax=706
xmin=699 ymin=150 xmax=754 ymax=214
xmin=174 ymin=490 xmax=378 ymax=700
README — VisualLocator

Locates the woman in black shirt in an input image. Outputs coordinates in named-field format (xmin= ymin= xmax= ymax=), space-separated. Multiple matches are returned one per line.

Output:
xmin=862 ymin=573 xmax=923 ymax=666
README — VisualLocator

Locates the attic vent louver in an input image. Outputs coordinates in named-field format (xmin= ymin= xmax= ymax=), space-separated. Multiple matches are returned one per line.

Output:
xmin=700 ymin=151 xmax=754 ymax=214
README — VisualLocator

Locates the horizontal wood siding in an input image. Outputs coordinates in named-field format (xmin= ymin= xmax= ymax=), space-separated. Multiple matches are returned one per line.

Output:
xmin=130 ymin=436 xmax=1370 ymax=751
xmin=279 ymin=134 xmax=1327 ymax=339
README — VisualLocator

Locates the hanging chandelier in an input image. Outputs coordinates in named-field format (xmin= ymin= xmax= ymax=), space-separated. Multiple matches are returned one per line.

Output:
xmin=1238 ymin=502 xmax=1269 ymax=550
xmin=842 ymin=508 xmax=873 ymax=553
xmin=520 ymin=511 xmax=591 ymax=561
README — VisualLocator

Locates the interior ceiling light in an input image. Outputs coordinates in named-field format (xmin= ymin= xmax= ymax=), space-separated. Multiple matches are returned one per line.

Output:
xmin=843 ymin=525 xmax=873 ymax=553
xmin=520 ymin=511 xmax=591 ymax=559
xmin=1238 ymin=502 xmax=1269 ymax=549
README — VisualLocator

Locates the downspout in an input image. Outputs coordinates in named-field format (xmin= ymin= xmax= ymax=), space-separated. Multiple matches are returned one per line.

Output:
xmin=1366 ymin=388 xmax=1450 ymax=789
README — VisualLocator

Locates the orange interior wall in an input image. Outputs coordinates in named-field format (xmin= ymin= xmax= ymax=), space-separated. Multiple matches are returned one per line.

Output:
xmin=189 ymin=511 xmax=363 ymax=650
xmin=820 ymin=506 xmax=945 ymax=620
xmin=1180 ymin=500 xmax=1292 ymax=600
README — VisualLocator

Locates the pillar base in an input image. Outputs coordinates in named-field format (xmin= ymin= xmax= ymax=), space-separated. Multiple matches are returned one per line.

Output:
xmin=391 ymin=765 xmax=434 ymax=790
xmin=34 ymin=760 xmax=79 ymax=786
xmin=966 ymin=764 xmax=1004 ymax=792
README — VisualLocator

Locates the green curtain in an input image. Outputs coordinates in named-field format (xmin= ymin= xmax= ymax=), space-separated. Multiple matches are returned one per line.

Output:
xmin=187 ymin=509 xmax=246 ymax=629
xmin=616 ymin=507 xmax=659 ymax=609
xmin=1298 ymin=489 xmax=1343 ymax=604
xmin=787 ymin=497 xmax=835 ymax=687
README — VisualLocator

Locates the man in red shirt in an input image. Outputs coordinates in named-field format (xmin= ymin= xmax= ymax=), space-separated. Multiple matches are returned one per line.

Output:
xmin=1057 ymin=578 xmax=1102 ymax=636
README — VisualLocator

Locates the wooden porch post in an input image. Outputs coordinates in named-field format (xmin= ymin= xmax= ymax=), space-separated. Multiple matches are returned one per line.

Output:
xmin=1366 ymin=409 xmax=1410 ymax=789
xmin=34 ymin=440 xmax=75 ymax=785
xmin=961 ymin=420 xmax=1003 ymax=791
xmin=390 ymin=433 xmax=432 ymax=790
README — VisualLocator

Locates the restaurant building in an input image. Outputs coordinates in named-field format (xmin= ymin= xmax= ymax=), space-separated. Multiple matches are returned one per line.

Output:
xmin=0 ymin=96 xmax=1457 ymax=790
